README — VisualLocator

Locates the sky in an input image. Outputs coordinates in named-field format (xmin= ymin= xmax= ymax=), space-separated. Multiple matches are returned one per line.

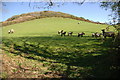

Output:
xmin=1 ymin=2 xmax=112 ymax=23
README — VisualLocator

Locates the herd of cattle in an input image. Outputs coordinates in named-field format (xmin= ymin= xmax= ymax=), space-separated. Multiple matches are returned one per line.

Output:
xmin=58 ymin=30 xmax=86 ymax=37
xmin=7 ymin=28 xmax=115 ymax=38
xmin=58 ymin=29 xmax=115 ymax=38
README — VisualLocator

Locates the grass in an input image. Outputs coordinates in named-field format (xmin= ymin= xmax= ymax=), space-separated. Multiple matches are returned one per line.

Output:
xmin=2 ymin=17 xmax=116 ymax=37
xmin=2 ymin=17 xmax=118 ymax=79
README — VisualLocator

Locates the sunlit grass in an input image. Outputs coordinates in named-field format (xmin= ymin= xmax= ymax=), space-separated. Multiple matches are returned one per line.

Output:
xmin=2 ymin=17 xmax=116 ymax=37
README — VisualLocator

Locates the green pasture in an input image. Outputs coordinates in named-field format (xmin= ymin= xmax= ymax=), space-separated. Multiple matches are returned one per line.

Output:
xmin=2 ymin=17 xmax=118 ymax=78
xmin=2 ymin=17 xmax=116 ymax=37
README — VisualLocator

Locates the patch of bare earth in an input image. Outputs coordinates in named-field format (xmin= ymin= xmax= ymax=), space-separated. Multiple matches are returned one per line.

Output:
xmin=1 ymin=49 xmax=61 ymax=78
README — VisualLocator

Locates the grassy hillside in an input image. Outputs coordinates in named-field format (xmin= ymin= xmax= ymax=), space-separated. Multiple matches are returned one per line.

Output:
xmin=2 ymin=17 xmax=118 ymax=79
xmin=2 ymin=17 xmax=116 ymax=37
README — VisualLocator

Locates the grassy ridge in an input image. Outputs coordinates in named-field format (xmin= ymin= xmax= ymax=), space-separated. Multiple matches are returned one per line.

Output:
xmin=2 ymin=11 xmax=106 ymax=26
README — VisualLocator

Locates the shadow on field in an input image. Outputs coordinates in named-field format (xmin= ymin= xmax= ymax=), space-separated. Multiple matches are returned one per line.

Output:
xmin=2 ymin=36 xmax=119 ymax=79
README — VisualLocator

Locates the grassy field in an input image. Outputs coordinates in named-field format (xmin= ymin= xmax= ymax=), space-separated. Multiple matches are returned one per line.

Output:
xmin=2 ymin=17 xmax=118 ymax=79
xmin=2 ymin=17 xmax=116 ymax=37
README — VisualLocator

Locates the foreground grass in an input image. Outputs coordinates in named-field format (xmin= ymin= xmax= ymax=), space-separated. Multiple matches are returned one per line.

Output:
xmin=2 ymin=35 xmax=118 ymax=79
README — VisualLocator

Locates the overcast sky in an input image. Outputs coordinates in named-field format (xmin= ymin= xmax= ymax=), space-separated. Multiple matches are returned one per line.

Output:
xmin=1 ymin=2 xmax=112 ymax=23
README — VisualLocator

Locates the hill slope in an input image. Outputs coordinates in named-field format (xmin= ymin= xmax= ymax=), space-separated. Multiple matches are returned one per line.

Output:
xmin=3 ymin=17 xmax=116 ymax=37
xmin=2 ymin=11 xmax=105 ymax=26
